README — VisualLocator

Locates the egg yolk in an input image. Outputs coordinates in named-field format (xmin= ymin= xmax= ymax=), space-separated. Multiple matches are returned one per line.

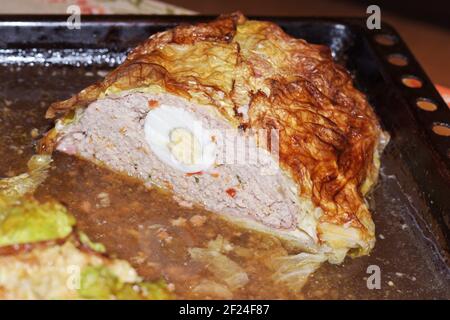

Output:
xmin=168 ymin=127 xmax=202 ymax=166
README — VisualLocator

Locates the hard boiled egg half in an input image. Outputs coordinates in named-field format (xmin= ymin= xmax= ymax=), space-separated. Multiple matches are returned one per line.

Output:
xmin=144 ymin=105 xmax=217 ymax=173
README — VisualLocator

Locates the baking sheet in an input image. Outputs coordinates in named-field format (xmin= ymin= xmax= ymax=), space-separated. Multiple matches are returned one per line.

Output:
xmin=0 ymin=15 xmax=448 ymax=299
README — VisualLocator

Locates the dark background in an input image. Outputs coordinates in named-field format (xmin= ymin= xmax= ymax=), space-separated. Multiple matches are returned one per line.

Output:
xmin=350 ymin=0 xmax=449 ymax=29
xmin=166 ymin=0 xmax=450 ymax=87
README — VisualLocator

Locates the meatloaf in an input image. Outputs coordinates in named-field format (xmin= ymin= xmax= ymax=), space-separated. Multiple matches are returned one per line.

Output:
xmin=39 ymin=12 xmax=388 ymax=265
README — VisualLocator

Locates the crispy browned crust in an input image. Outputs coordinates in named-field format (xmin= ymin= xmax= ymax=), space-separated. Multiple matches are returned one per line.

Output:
xmin=40 ymin=12 xmax=383 ymax=252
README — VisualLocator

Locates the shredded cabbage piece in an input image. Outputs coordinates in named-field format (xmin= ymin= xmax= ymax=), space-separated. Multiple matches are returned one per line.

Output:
xmin=0 ymin=195 xmax=75 ymax=247
xmin=79 ymin=265 xmax=171 ymax=300
xmin=269 ymin=252 xmax=328 ymax=290
xmin=0 ymin=194 xmax=172 ymax=300
xmin=189 ymin=235 xmax=249 ymax=291
xmin=78 ymin=231 xmax=106 ymax=253
xmin=0 ymin=155 xmax=52 ymax=197
xmin=192 ymin=279 xmax=233 ymax=299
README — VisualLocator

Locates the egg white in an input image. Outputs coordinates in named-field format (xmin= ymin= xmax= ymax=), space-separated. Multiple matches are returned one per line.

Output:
xmin=144 ymin=104 xmax=216 ymax=173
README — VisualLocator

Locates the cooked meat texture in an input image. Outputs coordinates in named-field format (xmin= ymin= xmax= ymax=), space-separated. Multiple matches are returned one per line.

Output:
xmin=40 ymin=12 xmax=386 ymax=261
xmin=55 ymin=91 xmax=320 ymax=252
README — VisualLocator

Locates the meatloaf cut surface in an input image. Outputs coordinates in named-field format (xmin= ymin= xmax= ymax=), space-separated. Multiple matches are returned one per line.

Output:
xmin=39 ymin=12 xmax=388 ymax=265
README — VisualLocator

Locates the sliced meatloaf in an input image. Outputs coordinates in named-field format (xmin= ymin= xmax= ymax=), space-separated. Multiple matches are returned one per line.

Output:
xmin=39 ymin=12 xmax=388 ymax=264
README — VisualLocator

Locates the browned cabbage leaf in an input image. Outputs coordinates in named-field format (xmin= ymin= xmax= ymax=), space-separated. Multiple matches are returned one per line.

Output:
xmin=40 ymin=12 xmax=388 ymax=263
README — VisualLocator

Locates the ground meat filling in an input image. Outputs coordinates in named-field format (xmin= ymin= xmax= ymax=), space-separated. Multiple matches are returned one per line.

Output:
xmin=56 ymin=92 xmax=319 ymax=248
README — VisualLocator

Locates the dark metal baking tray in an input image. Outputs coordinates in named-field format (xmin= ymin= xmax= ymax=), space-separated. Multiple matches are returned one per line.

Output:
xmin=0 ymin=15 xmax=448 ymax=299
